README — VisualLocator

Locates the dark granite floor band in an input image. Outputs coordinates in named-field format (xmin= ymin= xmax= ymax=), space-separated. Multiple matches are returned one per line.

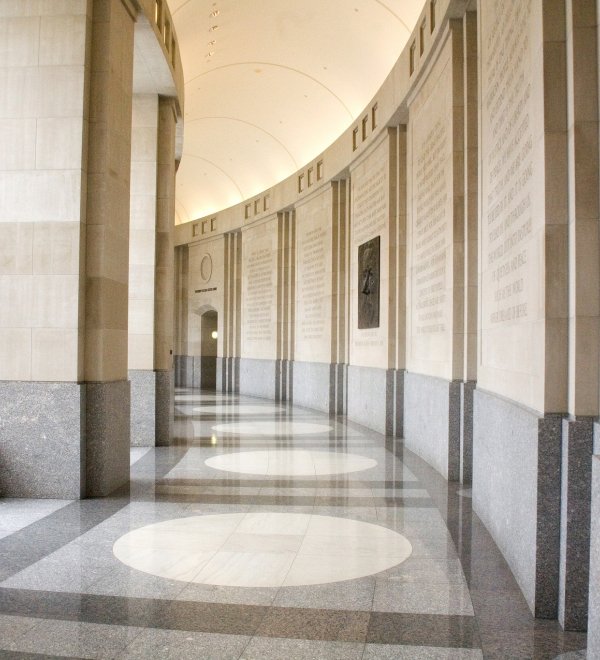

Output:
xmin=154 ymin=478 xmax=425 ymax=489
xmin=0 ymin=590 xmax=479 ymax=648
xmin=152 ymin=490 xmax=435 ymax=508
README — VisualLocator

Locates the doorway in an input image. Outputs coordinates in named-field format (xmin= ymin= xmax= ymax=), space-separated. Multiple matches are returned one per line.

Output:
xmin=200 ymin=310 xmax=218 ymax=390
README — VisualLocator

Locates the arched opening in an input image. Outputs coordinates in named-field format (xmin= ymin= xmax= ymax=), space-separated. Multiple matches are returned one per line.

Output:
xmin=200 ymin=310 xmax=218 ymax=390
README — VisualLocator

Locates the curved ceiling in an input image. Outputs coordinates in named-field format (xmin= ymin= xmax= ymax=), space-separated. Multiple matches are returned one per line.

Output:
xmin=168 ymin=0 xmax=424 ymax=222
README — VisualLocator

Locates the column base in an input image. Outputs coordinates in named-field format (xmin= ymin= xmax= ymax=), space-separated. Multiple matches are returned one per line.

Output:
xmin=559 ymin=416 xmax=593 ymax=631
xmin=0 ymin=381 xmax=85 ymax=499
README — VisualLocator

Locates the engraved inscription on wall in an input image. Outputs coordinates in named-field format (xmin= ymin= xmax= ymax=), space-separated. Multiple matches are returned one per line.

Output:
xmin=412 ymin=117 xmax=449 ymax=335
xmin=482 ymin=0 xmax=533 ymax=326
xmin=298 ymin=226 xmax=327 ymax=341
xmin=353 ymin=165 xmax=387 ymax=246
xmin=244 ymin=245 xmax=273 ymax=341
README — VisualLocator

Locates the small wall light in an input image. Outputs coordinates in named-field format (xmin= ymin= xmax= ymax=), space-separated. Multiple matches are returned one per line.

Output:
xmin=211 ymin=331 xmax=218 ymax=339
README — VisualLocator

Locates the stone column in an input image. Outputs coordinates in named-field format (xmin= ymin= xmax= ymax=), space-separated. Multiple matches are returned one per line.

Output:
xmin=460 ymin=10 xmax=478 ymax=485
xmin=559 ymin=0 xmax=600 ymax=632
xmin=128 ymin=94 xmax=159 ymax=447
xmin=0 ymin=0 xmax=136 ymax=498
xmin=154 ymin=96 xmax=177 ymax=445
xmin=84 ymin=0 xmax=136 ymax=496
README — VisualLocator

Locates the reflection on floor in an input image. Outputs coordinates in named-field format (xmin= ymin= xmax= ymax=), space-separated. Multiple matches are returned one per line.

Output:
xmin=0 ymin=389 xmax=588 ymax=659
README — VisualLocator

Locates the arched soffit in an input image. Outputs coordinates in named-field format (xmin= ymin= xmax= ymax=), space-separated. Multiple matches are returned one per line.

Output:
xmin=167 ymin=0 xmax=425 ymax=221
xmin=193 ymin=305 xmax=219 ymax=320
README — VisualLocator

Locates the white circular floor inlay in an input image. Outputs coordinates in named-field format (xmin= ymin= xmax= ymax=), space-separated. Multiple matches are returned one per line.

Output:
xmin=194 ymin=405 xmax=283 ymax=415
xmin=211 ymin=421 xmax=332 ymax=436
xmin=113 ymin=513 xmax=412 ymax=587
xmin=205 ymin=449 xmax=377 ymax=476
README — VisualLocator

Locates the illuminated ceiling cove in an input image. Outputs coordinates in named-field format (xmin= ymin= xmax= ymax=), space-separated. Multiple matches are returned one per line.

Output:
xmin=167 ymin=0 xmax=424 ymax=222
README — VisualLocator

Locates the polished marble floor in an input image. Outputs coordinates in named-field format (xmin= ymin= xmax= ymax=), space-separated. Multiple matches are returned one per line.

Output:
xmin=0 ymin=389 xmax=588 ymax=659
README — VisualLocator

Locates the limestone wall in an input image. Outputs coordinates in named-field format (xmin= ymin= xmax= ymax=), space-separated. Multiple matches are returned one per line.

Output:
xmin=294 ymin=189 xmax=333 ymax=364
xmin=406 ymin=28 xmax=462 ymax=382
xmin=187 ymin=235 xmax=225 ymax=358
xmin=478 ymin=0 xmax=567 ymax=415
xmin=240 ymin=217 xmax=279 ymax=361
xmin=0 ymin=1 xmax=90 ymax=382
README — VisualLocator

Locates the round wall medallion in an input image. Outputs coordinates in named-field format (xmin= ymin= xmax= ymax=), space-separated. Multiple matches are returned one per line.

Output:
xmin=200 ymin=254 xmax=212 ymax=283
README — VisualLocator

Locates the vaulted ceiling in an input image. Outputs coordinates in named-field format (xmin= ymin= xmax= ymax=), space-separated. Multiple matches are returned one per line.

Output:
xmin=167 ymin=0 xmax=424 ymax=223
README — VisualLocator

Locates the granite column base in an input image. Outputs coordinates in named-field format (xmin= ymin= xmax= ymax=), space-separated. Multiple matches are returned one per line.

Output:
xmin=85 ymin=380 xmax=130 ymax=497
xmin=155 ymin=369 xmax=173 ymax=446
xmin=276 ymin=359 xmax=293 ymax=402
xmin=0 ymin=381 xmax=85 ymax=498
xmin=0 ymin=380 xmax=131 ymax=499
xmin=559 ymin=416 xmax=594 ymax=631
xmin=129 ymin=370 xmax=156 ymax=447
xmin=587 ymin=454 xmax=600 ymax=656
xmin=460 ymin=380 xmax=476 ymax=484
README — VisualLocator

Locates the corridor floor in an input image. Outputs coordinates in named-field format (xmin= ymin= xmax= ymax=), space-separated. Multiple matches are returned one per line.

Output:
xmin=0 ymin=390 xmax=588 ymax=659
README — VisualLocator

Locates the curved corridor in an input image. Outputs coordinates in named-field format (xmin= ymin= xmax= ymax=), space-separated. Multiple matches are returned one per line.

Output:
xmin=0 ymin=392 xmax=587 ymax=659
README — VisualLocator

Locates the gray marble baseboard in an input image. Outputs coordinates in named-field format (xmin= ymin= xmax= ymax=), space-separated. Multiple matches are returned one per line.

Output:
xmin=155 ymin=369 xmax=173 ymax=446
xmin=403 ymin=372 xmax=460 ymax=480
xmin=0 ymin=381 xmax=85 ymax=499
xmin=128 ymin=370 xmax=156 ymax=447
xmin=588 ymin=455 xmax=600 ymax=656
xmin=85 ymin=380 xmax=130 ymax=497
xmin=559 ymin=416 xmax=593 ymax=631
xmin=460 ymin=381 xmax=475 ymax=484
xmin=347 ymin=365 xmax=401 ymax=436
xmin=239 ymin=358 xmax=277 ymax=400
xmin=473 ymin=388 xmax=561 ymax=618
xmin=292 ymin=361 xmax=331 ymax=413
xmin=174 ymin=355 xmax=198 ymax=388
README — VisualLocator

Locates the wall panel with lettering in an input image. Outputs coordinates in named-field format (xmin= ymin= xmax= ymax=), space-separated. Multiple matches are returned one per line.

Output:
xmin=240 ymin=217 xmax=278 ymax=360
xmin=478 ymin=0 xmax=566 ymax=413
xmin=406 ymin=26 xmax=463 ymax=381
xmin=295 ymin=189 xmax=333 ymax=364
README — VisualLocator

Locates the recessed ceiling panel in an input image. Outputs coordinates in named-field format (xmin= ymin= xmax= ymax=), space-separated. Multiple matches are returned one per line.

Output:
xmin=168 ymin=0 xmax=424 ymax=220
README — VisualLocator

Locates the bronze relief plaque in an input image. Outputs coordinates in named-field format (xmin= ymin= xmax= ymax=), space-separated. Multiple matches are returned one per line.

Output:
xmin=358 ymin=236 xmax=380 ymax=329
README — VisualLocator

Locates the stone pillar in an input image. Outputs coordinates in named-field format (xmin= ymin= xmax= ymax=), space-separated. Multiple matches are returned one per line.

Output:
xmin=154 ymin=96 xmax=177 ymax=445
xmin=558 ymin=0 xmax=600 ymax=631
xmin=84 ymin=0 xmax=136 ymax=496
xmin=128 ymin=94 xmax=159 ymax=446
xmin=460 ymin=11 xmax=478 ymax=485
xmin=0 ymin=0 xmax=136 ymax=498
